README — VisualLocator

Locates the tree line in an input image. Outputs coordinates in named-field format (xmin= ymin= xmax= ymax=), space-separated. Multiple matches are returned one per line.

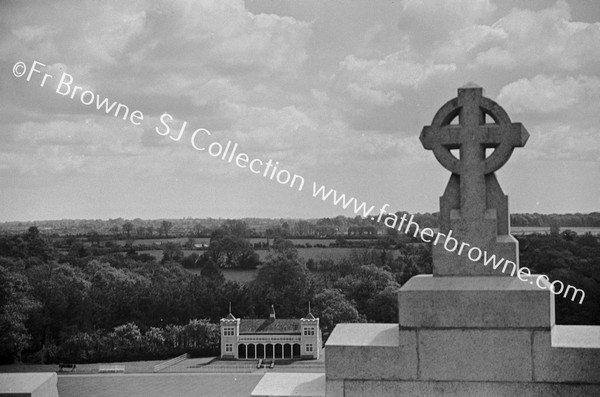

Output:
xmin=2 ymin=212 xmax=599 ymax=238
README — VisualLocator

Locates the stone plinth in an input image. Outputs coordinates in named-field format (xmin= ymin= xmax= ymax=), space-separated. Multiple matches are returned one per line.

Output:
xmin=338 ymin=380 xmax=600 ymax=397
xmin=325 ymin=321 xmax=600 ymax=396
xmin=324 ymin=279 xmax=600 ymax=396
xmin=0 ymin=373 xmax=58 ymax=397
xmin=325 ymin=324 xmax=417 ymax=381
xmin=534 ymin=326 xmax=600 ymax=383
xmin=399 ymin=275 xmax=554 ymax=328
xmin=325 ymin=274 xmax=600 ymax=395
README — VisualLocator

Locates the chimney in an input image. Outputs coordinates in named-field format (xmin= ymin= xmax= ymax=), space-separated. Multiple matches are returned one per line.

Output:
xmin=270 ymin=305 xmax=276 ymax=320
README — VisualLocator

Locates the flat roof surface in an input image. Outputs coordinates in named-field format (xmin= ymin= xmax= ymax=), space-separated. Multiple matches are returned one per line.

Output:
xmin=325 ymin=323 xmax=399 ymax=347
xmin=0 ymin=372 xmax=55 ymax=392
xmin=251 ymin=373 xmax=325 ymax=397
xmin=552 ymin=326 xmax=600 ymax=348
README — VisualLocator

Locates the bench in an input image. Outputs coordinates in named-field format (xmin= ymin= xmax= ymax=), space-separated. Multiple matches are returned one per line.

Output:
xmin=256 ymin=359 xmax=263 ymax=369
xmin=58 ymin=363 xmax=76 ymax=372
xmin=98 ymin=364 xmax=125 ymax=373
xmin=260 ymin=360 xmax=275 ymax=369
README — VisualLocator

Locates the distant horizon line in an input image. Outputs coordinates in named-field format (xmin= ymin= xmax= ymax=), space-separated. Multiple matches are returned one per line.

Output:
xmin=1 ymin=211 xmax=599 ymax=224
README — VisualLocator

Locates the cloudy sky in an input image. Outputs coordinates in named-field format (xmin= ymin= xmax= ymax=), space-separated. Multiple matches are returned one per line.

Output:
xmin=1 ymin=0 xmax=599 ymax=221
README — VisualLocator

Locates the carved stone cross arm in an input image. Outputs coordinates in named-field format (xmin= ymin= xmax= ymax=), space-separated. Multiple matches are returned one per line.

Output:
xmin=420 ymin=86 xmax=529 ymax=177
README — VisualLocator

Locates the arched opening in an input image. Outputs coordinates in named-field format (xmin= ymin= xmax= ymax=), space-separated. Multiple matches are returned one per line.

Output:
xmin=247 ymin=343 xmax=256 ymax=359
xmin=293 ymin=343 xmax=301 ymax=358
xmin=284 ymin=343 xmax=292 ymax=359
xmin=442 ymin=107 xmax=460 ymax=126
xmin=257 ymin=343 xmax=265 ymax=359
xmin=266 ymin=343 xmax=274 ymax=359
xmin=238 ymin=344 xmax=246 ymax=359
xmin=275 ymin=343 xmax=283 ymax=359
xmin=484 ymin=111 xmax=498 ymax=124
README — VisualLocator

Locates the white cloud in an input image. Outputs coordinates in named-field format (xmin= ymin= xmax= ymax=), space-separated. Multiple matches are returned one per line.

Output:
xmin=0 ymin=0 xmax=316 ymax=177
xmin=125 ymin=0 xmax=312 ymax=82
xmin=5 ymin=3 xmax=146 ymax=67
xmin=334 ymin=53 xmax=456 ymax=107
xmin=228 ymin=104 xmax=321 ymax=157
xmin=527 ymin=124 xmax=600 ymax=161
xmin=398 ymin=0 xmax=495 ymax=45
xmin=2 ymin=0 xmax=312 ymax=102
xmin=469 ymin=1 xmax=600 ymax=70
xmin=188 ymin=78 xmax=247 ymax=107
xmin=497 ymin=74 xmax=600 ymax=114
xmin=346 ymin=82 xmax=403 ymax=107
xmin=1 ymin=118 xmax=147 ymax=175
xmin=413 ymin=1 xmax=600 ymax=72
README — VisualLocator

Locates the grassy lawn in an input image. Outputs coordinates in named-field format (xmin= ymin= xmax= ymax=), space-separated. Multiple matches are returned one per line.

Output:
xmin=0 ymin=360 xmax=165 ymax=374
xmin=58 ymin=373 xmax=263 ymax=397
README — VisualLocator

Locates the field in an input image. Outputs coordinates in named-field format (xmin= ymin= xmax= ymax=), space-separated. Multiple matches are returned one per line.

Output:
xmin=256 ymin=247 xmax=376 ymax=261
xmin=141 ymin=247 xmax=400 ymax=284
xmin=113 ymin=238 xmax=365 ymax=247
xmin=139 ymin=247 xmax=398 ymax=263
xmin=138 ymin=250 xmax=198 ymax=259
xmin=114 ymin=236 xmax=382 ymax=247
xmin=119 ymin=227 xmax=600 ymax=248
xmin=119 ymin=226 xmax=600 ymax=285
xmin=186 ymin=268 xmax=258 ymax=283
xmin=511 ymin=226 xmax=600 ymax=235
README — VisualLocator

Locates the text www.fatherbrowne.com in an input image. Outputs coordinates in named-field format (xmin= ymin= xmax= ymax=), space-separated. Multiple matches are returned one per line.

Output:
xmin=12 ymin=59 xmax=586 ymax=304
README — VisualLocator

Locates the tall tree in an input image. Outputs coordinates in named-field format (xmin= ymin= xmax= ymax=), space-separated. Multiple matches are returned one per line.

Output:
xmin=122 ymin=222 xmax=134 ymax=239
xmin=207 ymin=221 xmax=258 ymax=268
xmin=161 ymin=221 xmax=173 ymax=238
xmin=251 ymin=239 xmax=312 ymax=318
xmin=312 ymin=288 xmax=364 ymax=339
xmin=334 ymin=264 xmax=400 ymax=321
xmin=0 ymin=265 xmax=40 ymax=363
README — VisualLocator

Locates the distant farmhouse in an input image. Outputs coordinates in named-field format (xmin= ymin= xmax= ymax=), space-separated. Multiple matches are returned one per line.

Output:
xmin=220 ymin=305 xmax=321 ymax=360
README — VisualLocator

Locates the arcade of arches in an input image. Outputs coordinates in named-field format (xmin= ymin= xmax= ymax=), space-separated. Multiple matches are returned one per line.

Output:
xmin=237 ymin=342 xmax=302 ymax=360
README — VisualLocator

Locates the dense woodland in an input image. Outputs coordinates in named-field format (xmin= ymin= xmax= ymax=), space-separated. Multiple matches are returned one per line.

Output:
xmin=0 ymin=220 xmax=598 ymax=365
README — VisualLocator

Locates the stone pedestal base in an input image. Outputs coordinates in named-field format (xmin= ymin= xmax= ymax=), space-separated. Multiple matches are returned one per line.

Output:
xmin=335 ymin=380 xmax=600 ymax=397
xmin=398 ymin=274 xmax=554 ymax=328
xmin=324 ymin=275 xmax=600 ymax=396
xmin=324 ymin=324 xmax=600 ymax=397
xmin=252 ymin=274 xmax=600 ymax=396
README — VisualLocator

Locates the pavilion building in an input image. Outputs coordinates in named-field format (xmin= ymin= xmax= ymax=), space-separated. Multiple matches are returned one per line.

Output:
xmin=220 ymin=305 xmax=321 ymax=360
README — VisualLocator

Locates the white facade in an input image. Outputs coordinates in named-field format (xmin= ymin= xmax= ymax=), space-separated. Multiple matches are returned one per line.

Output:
xmin=219 ymin=311 xmax=321 ymax=360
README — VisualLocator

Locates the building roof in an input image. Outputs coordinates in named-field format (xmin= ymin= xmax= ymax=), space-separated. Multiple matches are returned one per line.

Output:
xmin=303 ymin=312 xmax=316 ymax=320
xmin=239 ymin=319 xmax=300 ymax=334
xmin=224 ymin=313 xmax=236 ymax=320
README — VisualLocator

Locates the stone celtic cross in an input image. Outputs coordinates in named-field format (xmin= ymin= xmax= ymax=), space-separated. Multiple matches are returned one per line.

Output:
xmin=420 ymin=84 xmax=529 ymax=276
